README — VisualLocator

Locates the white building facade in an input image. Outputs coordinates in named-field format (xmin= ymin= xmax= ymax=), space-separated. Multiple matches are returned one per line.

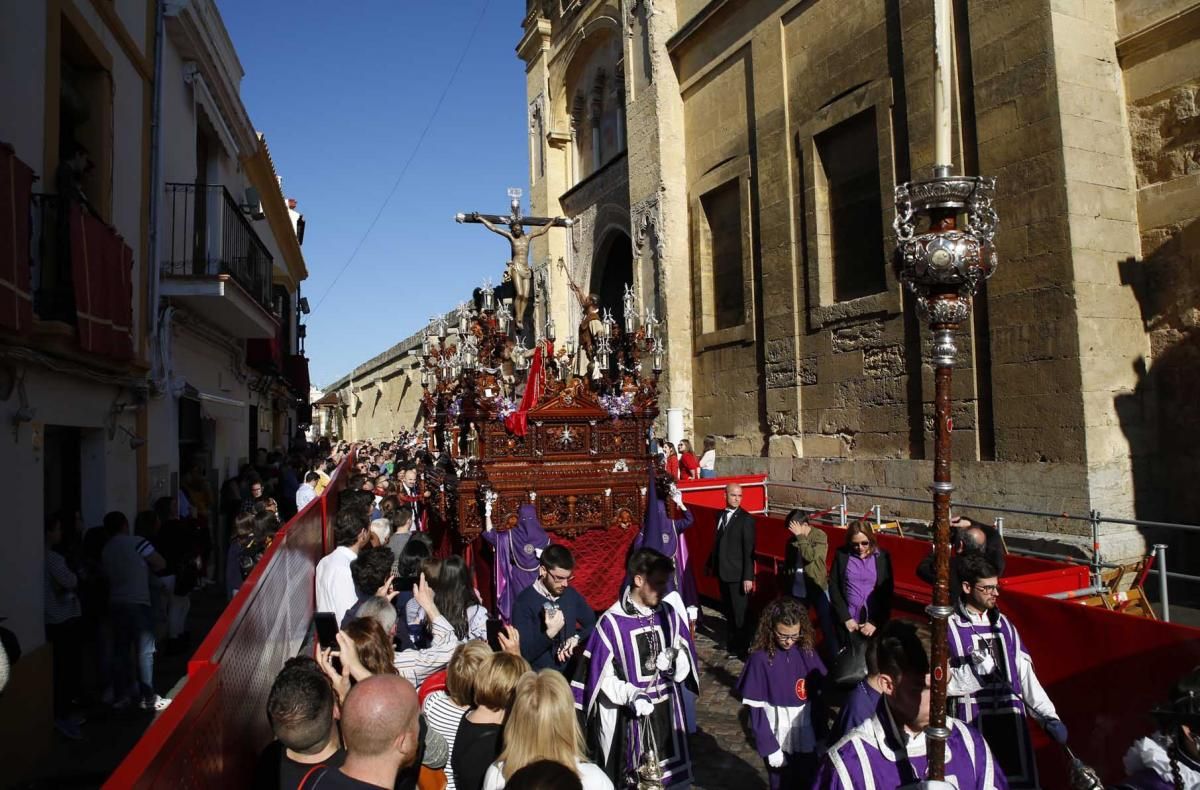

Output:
xmin=0 ymin=0 xmax=308 ymax=777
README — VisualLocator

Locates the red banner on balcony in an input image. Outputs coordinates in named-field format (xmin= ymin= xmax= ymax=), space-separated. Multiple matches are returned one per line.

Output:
xmin=247 ymin=336 xmax=283 ymax=370
xmin=71 ymin=205 xmax=133 ymax=360
xmin=0 ymin=143 xmax=34 ymax=334
xmin=284 ymin=354 xmax=310 ymax=397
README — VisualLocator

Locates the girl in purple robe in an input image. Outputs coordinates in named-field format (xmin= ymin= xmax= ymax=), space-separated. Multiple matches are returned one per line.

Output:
xmin=483 ymin=500 xmax=551 ymax=622
xmin=735 ymin=596 xmax=826 ymax=789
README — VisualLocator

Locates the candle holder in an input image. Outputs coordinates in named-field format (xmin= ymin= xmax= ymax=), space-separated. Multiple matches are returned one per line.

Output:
xmin=481 ymin=278 xmax=496 ymax=313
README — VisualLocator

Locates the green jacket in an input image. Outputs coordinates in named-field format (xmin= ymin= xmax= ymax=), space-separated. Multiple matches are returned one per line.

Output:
xmin=787 ymin=527 xmax=829 ymax=591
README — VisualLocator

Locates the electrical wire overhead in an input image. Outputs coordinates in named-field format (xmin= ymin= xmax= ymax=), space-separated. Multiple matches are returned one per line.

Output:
xmin=310 ymin=0 xmax=494 ymax=314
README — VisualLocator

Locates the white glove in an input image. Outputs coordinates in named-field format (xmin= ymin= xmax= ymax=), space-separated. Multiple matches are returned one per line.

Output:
xmin=671 ymin=490 xmax=685 ymax=508
xmin=655 ymin=650 xmax=672 ymax=672
xmin=767 ymin=750 xmax=785 ymax=768
xmin=672 ymin=650 xmax=690 ymax=684
xmin=633 ymin=697 xmax=655 ymax=717
xmin=970 ymin=648 xmax=996 ymax=676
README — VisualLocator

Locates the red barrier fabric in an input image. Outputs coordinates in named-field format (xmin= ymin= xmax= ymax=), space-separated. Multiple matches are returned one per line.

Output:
xmin=998 ymin=590 xmax=1200 ymax=787
xmin=677 ymin=474 xmax=767 ymax=513
xmin=0 ymin=144 xmax=33 ymax=334
xmin=550 ymin=521 xmax=641 ymax=611
xmin=107 ymin=452 xmax=354 ymax=789
xmin=105 ymin=662 xmax=223 ymax=788
xmin=1000 ymin=565 xmax=1091 ymax=595
xmin=685 ymin=500 xmax=1200 ymax=786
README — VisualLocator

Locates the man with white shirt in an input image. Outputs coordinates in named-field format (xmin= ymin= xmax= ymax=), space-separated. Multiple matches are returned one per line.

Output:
xmin=316 ymin=508 xmax=369 ymax=623
xmin=705 ymin=483 xmax=756 ymax=660
xmin=296 ymin=472 xmax=320 ymax=512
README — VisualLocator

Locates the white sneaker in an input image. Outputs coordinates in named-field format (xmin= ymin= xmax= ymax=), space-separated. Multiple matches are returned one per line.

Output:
xmin=140 ymin=695 xmax=172 ymax=712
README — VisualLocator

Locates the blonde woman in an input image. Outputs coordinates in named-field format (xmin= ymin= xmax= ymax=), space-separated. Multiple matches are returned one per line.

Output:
xmin=452 ymin=652 xmax=531 ymax=790
xmin=424 ymin=641 xmax=493 ymax=790
xmin=482 ymin=670 xmax=612 ymax=790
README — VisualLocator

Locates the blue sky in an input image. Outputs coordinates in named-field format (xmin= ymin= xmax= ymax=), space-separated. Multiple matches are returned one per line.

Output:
xmin=217 ymin=0 xmax=528 ymax=388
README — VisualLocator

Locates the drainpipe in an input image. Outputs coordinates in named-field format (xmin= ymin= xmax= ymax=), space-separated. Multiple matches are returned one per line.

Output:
xmin=148 ymin=0 xmax=166 ymax=384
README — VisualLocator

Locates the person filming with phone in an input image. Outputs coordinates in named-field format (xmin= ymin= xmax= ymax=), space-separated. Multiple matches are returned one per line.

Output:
xmin=512 ymin=545 xmax=595 ymax=673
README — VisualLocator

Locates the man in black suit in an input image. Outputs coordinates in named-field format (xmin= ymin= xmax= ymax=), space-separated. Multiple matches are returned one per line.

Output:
xmin=707 ymin=483 xmax=756 ymax=660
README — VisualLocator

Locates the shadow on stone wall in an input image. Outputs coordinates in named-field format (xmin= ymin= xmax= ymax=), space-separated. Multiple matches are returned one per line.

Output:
xmin=1116 ymin=216 xmax=1200 ymax=602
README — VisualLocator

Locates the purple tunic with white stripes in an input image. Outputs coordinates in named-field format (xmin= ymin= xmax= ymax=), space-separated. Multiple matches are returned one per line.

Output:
xmin=814 ymin=697 xmax=1009 ymax=789
xmin=573 ymin=596 xmax=696 ymax=788
xmin=947 ymin=605 xmax=1044 ymax=789
xmin=734 ymin=644 xmax=826 ymax=757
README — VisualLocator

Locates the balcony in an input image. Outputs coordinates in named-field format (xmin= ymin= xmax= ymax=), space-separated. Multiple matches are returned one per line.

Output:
xmin=28 ymin=193 xmax=135 ymax=362
xmin=161 ymin=183 xmax=278 ymax=339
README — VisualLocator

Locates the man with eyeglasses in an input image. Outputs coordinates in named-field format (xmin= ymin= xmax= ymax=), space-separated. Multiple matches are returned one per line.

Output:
xmin=512 ymin=544 xmax=595 ymax=673
xmin=947 ymin=553 xmax=1067 ymax=789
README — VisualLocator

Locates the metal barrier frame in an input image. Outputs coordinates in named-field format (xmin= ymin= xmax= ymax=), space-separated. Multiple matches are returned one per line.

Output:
xmin=106 ymin=450 xmax=355 ymax=788
xmin=768 ymin=479 xmax=1200 ymax=617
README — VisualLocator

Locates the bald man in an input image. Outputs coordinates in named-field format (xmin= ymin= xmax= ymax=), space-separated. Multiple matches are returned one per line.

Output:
xmin=916 ymin=515 xmax=1007 ymax=602
xmin=305 ymin=675 xmax=422 ymax=789
xmin=705 ymin=483 xmax=757 ymax=659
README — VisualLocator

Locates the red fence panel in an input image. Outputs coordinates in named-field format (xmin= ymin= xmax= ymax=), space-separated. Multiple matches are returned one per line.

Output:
xmin=106 ymin=451 xmax=354 ymax=789
xmin=997 ymin=590 xmax=1200 ymax=787
xmin=677 ymin=474 xmax=767 ymax=513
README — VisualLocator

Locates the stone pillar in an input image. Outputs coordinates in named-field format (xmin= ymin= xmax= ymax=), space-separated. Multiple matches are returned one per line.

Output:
xmin=1048 ymin=0 xmax=1146 ymax=557
xmin=625 ymin=0 xmax=695 ymax=438
xmin=518 ymin=14 xmax=573 ymax=343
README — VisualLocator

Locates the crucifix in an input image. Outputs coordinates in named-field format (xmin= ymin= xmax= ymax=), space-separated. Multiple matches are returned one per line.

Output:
xmin=456 ymin=188 xmax=572 ymax=331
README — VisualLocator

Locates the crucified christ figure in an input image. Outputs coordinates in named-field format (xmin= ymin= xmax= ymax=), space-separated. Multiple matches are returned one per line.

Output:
xmin=468 ymin=212 xmax=555 ymax=328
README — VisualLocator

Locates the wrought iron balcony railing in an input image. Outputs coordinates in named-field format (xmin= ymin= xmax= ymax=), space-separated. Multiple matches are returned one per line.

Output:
xmin=164 ymin=183 xmax=273 ymax=312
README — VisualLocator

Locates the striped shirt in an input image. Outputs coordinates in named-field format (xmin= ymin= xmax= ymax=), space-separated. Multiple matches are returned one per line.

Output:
xmin=394 ymin=614 xmax=459 ymax=686
xmin=423 ymin=691 xmax=469 ymax=790
xmin=44 ymin=549 xmax=81 ymax=624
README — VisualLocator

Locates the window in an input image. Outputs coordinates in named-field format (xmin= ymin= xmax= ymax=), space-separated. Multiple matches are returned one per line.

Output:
xmin=691 ymin=156 xmax=754 ymax=348
xmin=700 ymin=181 xmax=746 ymax=330
xmin=815 ymin=110 xmax=885 ymax=301
xmin=797 ymin=80 xmax=900 ymax=328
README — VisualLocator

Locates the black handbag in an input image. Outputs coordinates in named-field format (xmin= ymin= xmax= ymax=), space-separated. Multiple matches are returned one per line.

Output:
xmin=830 ymin=631 xmax=868 ymax=687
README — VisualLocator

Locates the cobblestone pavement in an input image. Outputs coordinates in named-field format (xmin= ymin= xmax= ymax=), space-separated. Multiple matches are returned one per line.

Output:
xmin=689 ymin=606 xmax=769 ymax=790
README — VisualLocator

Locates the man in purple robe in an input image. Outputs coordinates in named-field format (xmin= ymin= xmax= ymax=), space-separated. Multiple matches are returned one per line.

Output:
xmin=573 ymin=548 xmax=697 ymax=788
xmin=483 ymin=499 xmax=550 ymax=622
xmin=947 ymin=554 xmax=1066 ymax=790
xmin=815 ymin=620 xmax=1008 ymax=789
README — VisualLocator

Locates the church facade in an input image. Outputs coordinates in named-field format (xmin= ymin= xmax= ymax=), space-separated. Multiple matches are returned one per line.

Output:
xmin=516 ymin=0 xmax=1200 ymax=561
